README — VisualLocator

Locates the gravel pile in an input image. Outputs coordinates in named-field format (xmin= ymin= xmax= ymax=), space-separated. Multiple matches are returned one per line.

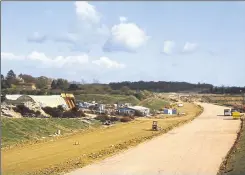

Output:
xmin=1 ymin=103 xmax=22 ymax=118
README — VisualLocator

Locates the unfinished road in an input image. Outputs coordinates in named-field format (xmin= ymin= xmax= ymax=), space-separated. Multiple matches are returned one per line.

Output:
xmin=67 ymin=103 xmax=240 ymax=175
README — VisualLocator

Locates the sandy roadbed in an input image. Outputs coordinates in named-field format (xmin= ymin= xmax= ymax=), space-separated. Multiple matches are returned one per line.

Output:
xmin=67 ymin=103 xmax=240 ymax=175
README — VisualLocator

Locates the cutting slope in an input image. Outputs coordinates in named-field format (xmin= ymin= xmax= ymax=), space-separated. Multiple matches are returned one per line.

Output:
xmin=67 ymin=103 xmax=240 ymax=175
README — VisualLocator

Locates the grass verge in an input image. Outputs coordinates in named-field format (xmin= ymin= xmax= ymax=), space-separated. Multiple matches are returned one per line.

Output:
xmin=2 ymin=103 xmax=203 ymax=175
xmin=217 ymin=117 xmax=245 ymax=175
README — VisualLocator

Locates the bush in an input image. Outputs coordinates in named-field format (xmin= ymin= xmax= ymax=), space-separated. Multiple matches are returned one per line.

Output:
xmin=95 ymin=114 xmax=110 ymax=122
xmin=13 ymin=105 xmax=41 ymax=117
xmin=120 ymin=116 xmax=132 ymax=122
xmin=63 ymin=110 xmax=85 ymax=118
xmin=42 ymin=106 xmax=85 ymax=118
xmin=110 ymin=116 xmax=120 ymax=122
xmin=42 ymin=107 xmax=63 ymax=118
xmin=57 ymin=105 xmax=64 ymax=111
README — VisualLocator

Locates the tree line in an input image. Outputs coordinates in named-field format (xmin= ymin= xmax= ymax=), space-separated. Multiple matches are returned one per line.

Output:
xmin=1 ymin=70 xmax=69 ymax=90
xmin=1 ymin=70 xmax=244 ymax=95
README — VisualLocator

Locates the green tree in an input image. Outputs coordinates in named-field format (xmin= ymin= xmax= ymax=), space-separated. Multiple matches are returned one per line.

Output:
xmin=19 ymin=74 xmax=36 ymax=83
xmin=120 ymin=86 xmax=131 ymax=95
xmin=51 ymin=80 xmax=57 ymax=89
xmin=56 ymin=78 xmax=69 ymax=90
xmin=1 ymin=74 xmax=9 ymax=89
xmin=6 ymin=70 xmax=17 ymax=86
xmin=36 ymin=76 xmax=49 ymax=89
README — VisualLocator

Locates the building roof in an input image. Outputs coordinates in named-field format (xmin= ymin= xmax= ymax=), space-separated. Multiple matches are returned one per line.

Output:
xmin=28 ymin=95 xmax=67 ymax=107
xmin=127 ymin=106 xmax=149 ymax=111
xmin=10 ymin=95 xmax=67 ymax=107
xmin=6 ymin=94 xmax=22 ymax=100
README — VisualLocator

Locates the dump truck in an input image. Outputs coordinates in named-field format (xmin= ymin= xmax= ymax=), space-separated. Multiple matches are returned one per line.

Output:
xmin=61 ymin=93 xmax=76 ymax=109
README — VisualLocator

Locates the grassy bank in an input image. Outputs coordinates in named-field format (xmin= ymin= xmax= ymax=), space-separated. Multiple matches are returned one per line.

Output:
xmin=1 ymin=118 xmax=101 ymax=148
xmin=218 ymin=118 xmax=245 ymax=175
xmin=2 ymin=103 xmax=203 ymax=175
xmin=139 ymin=97 xmax=170 ymax=111
xmin=75 ymin=94 xmax=140 ymax=105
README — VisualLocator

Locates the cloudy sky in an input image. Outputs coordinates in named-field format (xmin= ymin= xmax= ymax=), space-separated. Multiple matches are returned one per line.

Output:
xmin=2 ymin=1 xmax=245 ymax=86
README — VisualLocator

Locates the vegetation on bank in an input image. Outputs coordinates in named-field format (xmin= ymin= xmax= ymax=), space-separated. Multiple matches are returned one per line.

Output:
xmin=75 ymin=94 xmax=140 ymax=104
xmin=1 ymin=118 xmax=101 ymax=148
xmin=139 ymin=98 xmax=170 ymax=111
xmin=218 ymin=118 xmax=245 ymax=175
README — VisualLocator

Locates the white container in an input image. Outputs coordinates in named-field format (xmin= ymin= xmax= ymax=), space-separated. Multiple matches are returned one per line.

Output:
xmin=178 ymin=103 xmax=183 ymax=107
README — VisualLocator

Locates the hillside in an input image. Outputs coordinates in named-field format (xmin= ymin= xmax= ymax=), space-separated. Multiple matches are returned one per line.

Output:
xmin=138 ymin=98 xmax=170 ymax=111
xmin=75 ymin=94 xmax=140 ymax=105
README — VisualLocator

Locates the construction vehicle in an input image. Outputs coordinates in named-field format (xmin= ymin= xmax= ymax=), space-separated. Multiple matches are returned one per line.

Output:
xmin=224 ymin=109 xmax=231 ymax=116
xmin=61 ymin=93 xmax=76 ymax=109
xmin=232 ymin=111 xmax=241 ymax=119
xmin=152 ymin=121 xmax=158 ymax=131
xmin=103 ymin=120 xmax=112 ymax=125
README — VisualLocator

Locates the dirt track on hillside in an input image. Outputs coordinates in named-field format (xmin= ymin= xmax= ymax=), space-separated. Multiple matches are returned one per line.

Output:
xmin=67 ymin=103 xmax=240 ymax=175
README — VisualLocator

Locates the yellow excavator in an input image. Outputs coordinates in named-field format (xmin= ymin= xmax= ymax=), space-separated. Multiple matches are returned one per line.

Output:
xmin=61 ymin=93 xmax=76 ymax=109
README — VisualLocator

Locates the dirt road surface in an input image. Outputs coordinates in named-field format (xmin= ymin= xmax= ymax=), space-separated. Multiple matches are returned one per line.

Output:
xmin=67 ymin=103 xmax=240 ymax=175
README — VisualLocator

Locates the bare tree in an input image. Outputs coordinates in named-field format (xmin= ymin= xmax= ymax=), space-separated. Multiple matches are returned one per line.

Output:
xmin=81 ymin=79 xmax=86 ymax=85
xmin=92 ymin=79 xmax=100 ymax=84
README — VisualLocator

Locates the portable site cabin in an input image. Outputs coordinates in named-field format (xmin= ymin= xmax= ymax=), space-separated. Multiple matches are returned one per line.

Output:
xmin=172 ymin=109 xmax=177 ymax=115
xmin=163 ymin=109 xmax=168 ymax=114
xmin=118 ymin=106 xmax=150 ymax=116
xmin=163 ymin=108 xmax=177 ymax=115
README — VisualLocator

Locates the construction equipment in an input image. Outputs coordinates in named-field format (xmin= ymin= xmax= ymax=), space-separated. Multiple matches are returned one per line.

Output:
xmin=103 ymin=120 xmax=112 ymax=125
xmin=232 ymin=111 xmax=241 ymax=119
xmin=152 ymin=121 xmax=158 ymax=131
xmin=224 ymin=109 xmax=231 ymax=116
xmin=61 ymin=93 xmax=76 ymax=109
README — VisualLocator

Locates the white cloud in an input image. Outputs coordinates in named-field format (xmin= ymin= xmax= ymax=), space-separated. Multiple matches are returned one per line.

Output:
xmin=1 ymin=52 xmax=24 ymax=60
xmin=182 ymin=42 xmax=198 ymax=53
xmin=92 ymin=57 xmax=125 ymax=69
xmin=27 ymin=32 xmax=47 ymax=43
xmin=2 ymin=51 xmax=89 ymax=68
xmin=27 ymin=51 xmax=89 ymax=68
xmin=119 ymin=16 xmax=127 ymax=23
xmin=162 ymin=40 xmax=176 ymax=55
xmin=75 ymin=1 xmax=101 ymax=24
xmin=103 ymin=21 xmax=150 ymax=52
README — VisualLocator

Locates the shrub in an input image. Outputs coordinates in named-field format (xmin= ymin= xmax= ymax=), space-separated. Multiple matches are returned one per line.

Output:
xmin=62 ymin=110 xmax=85 ymax=118
xmin=57 ymin=105 xmax=64 ymax=111
xmin=42 ymin=107 xmax=63 ymax=118
xmin=120 ymin=116 xmax=132 ymax=122
xmin=13 ymin=105 xmax=41 ymax=117
xmin=95 ymin=114 xmax=110 ymax=122
xmin=110 ymin=116 xmax=120 ymax=122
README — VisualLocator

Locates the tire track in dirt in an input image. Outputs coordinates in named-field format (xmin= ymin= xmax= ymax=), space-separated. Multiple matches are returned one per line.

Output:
xmin=67 ymin=103 xmax=240 ymax=175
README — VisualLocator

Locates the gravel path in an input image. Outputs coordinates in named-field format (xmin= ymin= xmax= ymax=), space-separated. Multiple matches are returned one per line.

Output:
xmin=67 ymin=103 xmax=240 ymax=175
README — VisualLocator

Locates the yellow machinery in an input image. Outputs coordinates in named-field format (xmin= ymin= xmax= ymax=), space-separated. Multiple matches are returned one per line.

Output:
xmin=232 ymin=111 xmax=241 ymax=119
xmin=61 ymin=93 xmax=76 ymax=109
xmin=152 ymin=121 xmax=158 ymax=131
